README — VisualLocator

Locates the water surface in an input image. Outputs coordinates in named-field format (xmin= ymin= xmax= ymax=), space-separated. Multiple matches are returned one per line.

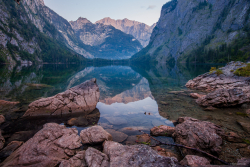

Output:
xmin=0 ymin=62 xmax=249 ymax=162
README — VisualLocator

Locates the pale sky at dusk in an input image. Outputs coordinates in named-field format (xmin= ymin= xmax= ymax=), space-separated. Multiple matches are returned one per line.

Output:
xmin=44 ymin=0 xmax=170 ymax=26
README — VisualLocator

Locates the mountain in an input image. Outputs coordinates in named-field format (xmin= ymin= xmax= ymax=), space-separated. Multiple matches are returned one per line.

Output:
xmin=69 ymin=17 xmax=143 ymax=59
xmin=22 ymin=0 xmax=142 ymax=60
xmin=0 ymin=0 xmax=85 ymax=64
xmin=131 ymin=0 xmax=250 ymax=64
xmin=96 ymin=17 xmax=156 ymax=47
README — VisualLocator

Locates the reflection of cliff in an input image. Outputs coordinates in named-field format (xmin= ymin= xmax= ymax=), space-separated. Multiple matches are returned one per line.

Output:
xmin=100 ymin=78 xmax=154 ymax=105
xmin=66 ymin=67 xmax=94 ymax=89
xmin=67 ymin=66 xmax=142 ymax=100
xmin=0 ymin=64 xmax=84 ymax=103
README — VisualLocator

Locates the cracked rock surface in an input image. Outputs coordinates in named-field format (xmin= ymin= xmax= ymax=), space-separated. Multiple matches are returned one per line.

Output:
xmin=1 ymin=123 xmax=82 ymax=167
xmin=85 ymin=147 xmax=110 ymax=167
xmin=186 ymin=61 xmax=250 ymax=107
xmin=173 ymin=117 xmax=224 ymax=156
xmin=80 ymin=126 xmax=112 ymax=144
xmin=23 ymin=78 xmax=100 ymax=117
xmin=103 ymin=141 xmax=182 ymax=167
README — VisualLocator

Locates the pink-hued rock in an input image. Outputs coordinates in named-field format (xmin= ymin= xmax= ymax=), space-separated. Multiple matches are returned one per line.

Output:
xmin=173 ymin=117 xmax=224 ymax=156
xmin=237 ymin=158 xmax=250 ymax=166
xmin=0 ymin=130 xmax=5 ymax=150
xmin=150 ymin=125 xmax=175 ymax=137
xmin=0 ymin=115 xmax=5 ymax=125
xmin=1 ymin=123 xmax=82 ymax=167
xmin=190 ymin=93 xmax=206 ymax=99
xmin=0 ymin=100 xmax=19 ymax=110
xmin=85 ymin=147 xmax=109 ymax=167
xmin=23 ymin=78 xmax=100 ymax=117
xmin=0 ymin=141 xmax=23 ymax=159
xmin=186 ymin=62 xmax=250 ymax=107
xmin=80 ymin=126 xmax=112 ymax=144
xmin=103 ymin=141 xmax=182 ymax=167
xmin=226 ymin=132 xmax=242 ymax=143
xmin=180 ymin=155 xmax=210 ymax=167
xmin=59 ymin=151 xmax=87 ymax=167
xmin=196 ymin=88 xmax=250 ymax=107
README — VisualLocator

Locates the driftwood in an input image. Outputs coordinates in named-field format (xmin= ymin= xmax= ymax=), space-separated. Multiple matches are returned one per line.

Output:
xmin=139 ymin=130 xmax=229 ymax=165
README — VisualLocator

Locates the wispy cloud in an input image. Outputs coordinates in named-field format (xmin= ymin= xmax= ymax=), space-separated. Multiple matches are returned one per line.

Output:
xmin=147 ymin=5 xmax=156 ymax=10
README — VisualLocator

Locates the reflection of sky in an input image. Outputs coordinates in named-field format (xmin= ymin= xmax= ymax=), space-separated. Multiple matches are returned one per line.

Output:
xmin=97 ymin=97 xmax=158 ymax=116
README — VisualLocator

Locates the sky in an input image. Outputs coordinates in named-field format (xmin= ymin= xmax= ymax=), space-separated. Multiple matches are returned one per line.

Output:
xmin=43 ymin=0 xmax=170 ymax=26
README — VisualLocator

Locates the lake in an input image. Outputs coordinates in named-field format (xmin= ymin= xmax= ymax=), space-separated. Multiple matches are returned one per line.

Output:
xmin=0 ymin=62 xmax=248 ymax=161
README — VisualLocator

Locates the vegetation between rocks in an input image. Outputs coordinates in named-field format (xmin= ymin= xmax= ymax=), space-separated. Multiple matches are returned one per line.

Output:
xmin=234 ymin=63 xmax=250 ymax=77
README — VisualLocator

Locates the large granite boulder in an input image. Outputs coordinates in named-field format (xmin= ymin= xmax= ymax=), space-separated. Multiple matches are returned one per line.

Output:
xmin=196 ymin=88 xmax=250 ymax=107
xmin=103 ymin=141 xmax=182 ymax=167
xmin=85 ymin=147 xmax=110 ymax=167
xmin=186 ymin=62 xmax=250 ymax=107
xmin=23 ymin=78 xmax=100 ymax=117
xmin=1 ymin=123 xmax=82 ymax=167
xmin=172 ymin=117 xmax=224 ymax=156
xmin=59 ymin=151 xmax=87 ymax=167
xmin=80 ymin=126 xmax=112 ymax=144
xmin=180 ymin=155 xmax=210 ymax=167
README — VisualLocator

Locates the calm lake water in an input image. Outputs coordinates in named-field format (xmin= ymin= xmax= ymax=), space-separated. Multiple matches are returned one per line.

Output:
xmin=0 ymin=62 xmax=249 ymax=161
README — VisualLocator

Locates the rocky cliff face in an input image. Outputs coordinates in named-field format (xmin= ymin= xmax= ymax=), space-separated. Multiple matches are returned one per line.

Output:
xmin=70 ymin=17 xmax=143 ymax=59
xmin=96 ymin=17 xmax=156 ymax=47
xmin=0 ymin=0 xmax=86 ymax=64
xmin=131 ymin=0 xmax=250 ymax=63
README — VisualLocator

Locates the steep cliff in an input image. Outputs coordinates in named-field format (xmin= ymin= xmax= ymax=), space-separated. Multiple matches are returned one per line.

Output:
xmin=70 ymin=18 xmax=142 ymax=59
xmin=131 ymin=0 xmax=250 ymax=64
xmin=0 ymin=0 xmax=86 ymax=64
xmin=96 ymin=17 xmax=155 ymax=47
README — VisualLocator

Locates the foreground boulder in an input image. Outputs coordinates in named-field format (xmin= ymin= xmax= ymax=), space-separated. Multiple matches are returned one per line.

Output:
xmin=85 ymin=147 xmax=109 ymax=167
xmin=103 ymin=141 xmax=182 ymax=167
xmin=186 ymin=61 xmax=250 ymax=107
xmin=80 ymin=126 xmax=112 ymax=144
xmin=196 ymin=88 xmax=250 ymax=107
xmin=59 ymin=151 xmax=87 ymax=167
xmin=172 ymin=117 xmax=224 ymax=156
xmin=1 ymin=123 xmax=82 ymax=167
xmin=180 ymin=155 xmax=210 ymax=167
xmin=23 ymin=78 xmax=100 ymax=117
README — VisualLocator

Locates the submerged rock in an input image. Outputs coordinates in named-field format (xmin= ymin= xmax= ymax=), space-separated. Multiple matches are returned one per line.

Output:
xmin=173 ymin=117 xmax=224 ymax=156
xmin=23 ymin=78 xmax=100 ymax=117
xmin=150 ymin=125 xmax=175 ymax=137
xmin=80 ymin=126 xmax=112 ymax=144
xmin=103 ymin=141 xmax=182 ymax=167
xmin=180 ymin=155 xmax=210 ymax=167
xmin=237 ymin=120 xmax=250 ymax=134
xmin=105 ymin=129 xmax=128 ymax=143
xmin=190 ymin=93 xmax=205 ymax=99
xmin=104 ymin=117 xmax=127 ymax=125
xmin=1 ymin=123 xmax=82 ymax=167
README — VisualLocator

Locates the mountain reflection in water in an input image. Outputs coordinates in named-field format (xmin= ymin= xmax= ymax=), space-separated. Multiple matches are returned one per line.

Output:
xmin=0 ymin=62 xmax=248 ymax=152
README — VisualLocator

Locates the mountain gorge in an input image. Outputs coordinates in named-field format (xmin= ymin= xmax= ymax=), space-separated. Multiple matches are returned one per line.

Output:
xmin=0 ymin=0 xmax=145 ymax=63
xmin=96 ymin=17 xmax=156 ymax=47
xmin=132 ymin=0 xmax=250 ymax=64
xmin=69 ymin=17 xmax=142 ymax=59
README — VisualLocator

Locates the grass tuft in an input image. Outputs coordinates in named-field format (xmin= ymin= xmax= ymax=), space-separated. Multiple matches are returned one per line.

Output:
xmin=234 ymin=63 xmax=250 ymax=77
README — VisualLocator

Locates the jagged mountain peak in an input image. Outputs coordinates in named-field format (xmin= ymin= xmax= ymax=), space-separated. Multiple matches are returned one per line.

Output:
xmin=96 ymin=17 xmax=155 ymax=47
xmin=69 ymin=17 xmax=92 ymax=30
